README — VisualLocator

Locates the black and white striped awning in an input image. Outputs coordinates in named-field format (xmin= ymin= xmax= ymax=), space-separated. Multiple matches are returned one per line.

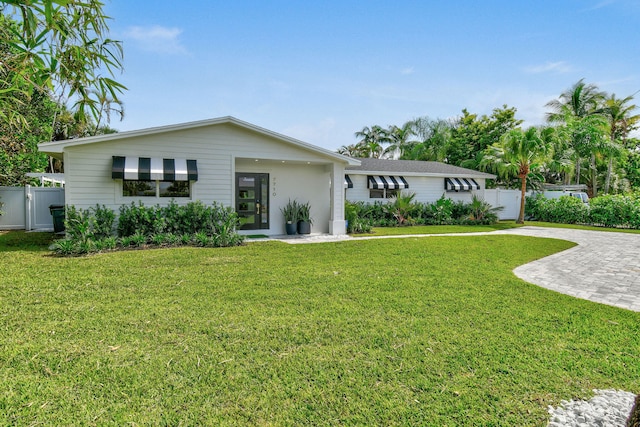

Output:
xmin=112 ymin=156 xmax=198 ymax=181
xmin=445 ymin=177 xmax=480 ymax=191
xmin=367 ymin=175 xmax=409 ymax=190
xmin=344 ymin=175 xmax=353 ymax=189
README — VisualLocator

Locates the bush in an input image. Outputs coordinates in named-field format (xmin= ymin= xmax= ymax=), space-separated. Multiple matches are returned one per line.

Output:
xmin=346 ymin=194 xmax=503 ymax=229
xmin=525 ymin=192 xmax=640 ymax=229
xmin=524 ymin=195 xmax=589 ymax=224
xmin=53 ymin=201 xmax=244 ymax=256
xmin=589 ymin=194 xmax=640 ymax=228
xmin=65 ymin=204 xmax=115 ymax=242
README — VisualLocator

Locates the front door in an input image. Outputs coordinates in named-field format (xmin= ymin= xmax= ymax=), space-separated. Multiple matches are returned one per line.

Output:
xmin=236 ymin=173 xmax=269 ymax=230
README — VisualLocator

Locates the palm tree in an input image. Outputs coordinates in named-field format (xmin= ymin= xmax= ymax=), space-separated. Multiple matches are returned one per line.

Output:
xmin=546 ymin=79 xmax=607 ymax=193
xmin=481 ymin=127 xmax=554 ymax=224
xmin=385 ymin=120 xmax=417 ymax=159
xmin=354 ymin=125 xmax=391 ymax=158
xmin=404 ymin=117 xmax=452 ymax=161
xmin=602 ymin=94 xmax=640 ymax=193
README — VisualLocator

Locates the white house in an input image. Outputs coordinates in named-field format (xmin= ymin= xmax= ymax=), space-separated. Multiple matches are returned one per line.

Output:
xmin=38 ymin=116 xmax=359 ymax=236
xmin=345 ymin=158 xmax=496 ymax=204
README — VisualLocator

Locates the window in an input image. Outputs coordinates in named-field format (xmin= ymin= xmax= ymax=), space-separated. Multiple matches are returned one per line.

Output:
xmin=123 ymin=180 xmax=190 ymax=198
xmin=369 ymin=189 xmax=384 ymax=199
xmin=369 ymin=188 xmax=398 ymax=199
xmin=160 ymin=181 xmax=189 ymax=197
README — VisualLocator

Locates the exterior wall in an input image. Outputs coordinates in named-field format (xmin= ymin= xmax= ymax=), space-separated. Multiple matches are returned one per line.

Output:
xmin=61 ymin=123 xmax=344 ymax=235
xmin=345 ymin=173 xmax=487 ymax=205
xmin=235 ymin=160 xmax=331 ymax=235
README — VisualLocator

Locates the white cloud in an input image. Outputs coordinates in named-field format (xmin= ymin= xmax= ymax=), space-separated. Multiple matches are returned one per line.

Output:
xmin=400 ymin=67 xmax=415 ymax=75
xmin=524 ymin=61 xmax=573 ymax=74
xmin=123 ymin=25 xmax=187 ymax=55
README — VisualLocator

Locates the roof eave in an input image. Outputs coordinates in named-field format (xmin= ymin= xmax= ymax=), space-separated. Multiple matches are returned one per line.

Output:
xmin=37 ymin=116 xmax=361 ymax=165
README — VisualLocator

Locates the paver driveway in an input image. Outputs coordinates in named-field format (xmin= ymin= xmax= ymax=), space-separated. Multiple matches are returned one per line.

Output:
xmin=492 ymin=227 xmax=640 ymax=312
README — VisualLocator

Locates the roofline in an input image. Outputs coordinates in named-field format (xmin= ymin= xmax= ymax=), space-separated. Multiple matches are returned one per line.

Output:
xmin=346 ymin=170 xmax=497 ymax=179
xmin=38 ymin=116 xmax=360 ymax=166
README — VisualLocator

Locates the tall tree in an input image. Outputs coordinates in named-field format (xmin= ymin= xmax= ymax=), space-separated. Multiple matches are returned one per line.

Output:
xmin=481 ymin=127 xmax=554 ymax=224
xmin=0 ymin=0 xmax=126 ymax=128
xmin=385 ymin=120 xmax=417 ymax=159
xmin=546 ymin=79 xmax=607 ymax=195
xmin=353 ymin=125 xmax=391 ymax=158
xmin=602 ymin=94 xmax=640 ymax=193
xmin=403 ymin=117 xmax=452 ymax=161
xmin=447 ymin=106 xmax=522 ymax=168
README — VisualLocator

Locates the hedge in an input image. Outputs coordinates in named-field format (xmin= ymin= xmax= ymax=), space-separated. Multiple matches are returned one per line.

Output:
xmin=525 ymin=193 xmax=640 ymax=229
xmin=53 ymin=201 xmax=244 ymax=255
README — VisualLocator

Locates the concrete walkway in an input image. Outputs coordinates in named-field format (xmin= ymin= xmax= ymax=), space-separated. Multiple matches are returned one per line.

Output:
xmin=258 ymin=227 xmax=640 ymax=312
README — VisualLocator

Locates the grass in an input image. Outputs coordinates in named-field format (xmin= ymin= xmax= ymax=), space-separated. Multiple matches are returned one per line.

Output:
xmin=1 ymin=231 xmax=639 ymax=425
xmin=524 ymin=221 xmax=640 ymax=234
xmin=363 ymin=222 xmax=522 ymax=236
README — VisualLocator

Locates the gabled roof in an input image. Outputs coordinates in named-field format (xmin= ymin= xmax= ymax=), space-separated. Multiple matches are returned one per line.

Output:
xmin=38 ymin=116 xmax=360 ymax=166
xmin=346 ymin=158 xmax=495 ymax=179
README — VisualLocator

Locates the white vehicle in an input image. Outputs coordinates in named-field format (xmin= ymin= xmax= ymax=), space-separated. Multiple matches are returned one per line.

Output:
xmin=569 ymin=192 xmax=589 ymax=203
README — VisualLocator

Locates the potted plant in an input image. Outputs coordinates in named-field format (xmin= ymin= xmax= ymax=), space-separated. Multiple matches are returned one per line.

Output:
xmin=297 ymin=201 xmax=312 ymax=234
xmin=280 ymin=199 xmax=299 ymax=235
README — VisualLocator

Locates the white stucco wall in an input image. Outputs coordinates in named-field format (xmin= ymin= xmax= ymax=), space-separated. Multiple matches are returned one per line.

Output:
xmin=61 ymin=123 xmax=347 ymax=235
xmin=235 ymin=160 xmax=331 ymax=235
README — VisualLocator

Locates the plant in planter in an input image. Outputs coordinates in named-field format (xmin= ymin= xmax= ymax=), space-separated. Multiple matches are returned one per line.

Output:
xmin=280 ymin=199 xmax=299 ymax=235
xmin=297 ymin=201 xmax=312 ymax=234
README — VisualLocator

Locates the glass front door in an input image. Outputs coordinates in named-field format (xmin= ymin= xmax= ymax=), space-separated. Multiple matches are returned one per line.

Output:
xmin=236 ymin=173 xmax=269 ymax=230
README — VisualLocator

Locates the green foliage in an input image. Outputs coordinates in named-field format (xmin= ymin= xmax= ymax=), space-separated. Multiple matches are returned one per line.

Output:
xmin=347 ymin=194 xmax=502 ymax=229
xmin=589 ymin=194 xmax=640 ymax=228
xmin=526 ymin=193 xmax=640 ymax=228
xmin=468 ymin=195 xmax=504 ymax=223
xmin=384 ymin=191 xmax=416 ymax=225
xmin=280 ymin=199 xmax=300 ymax=223
xmin=64 ymin=204 xmax=115 ymax=242
xmin=297 ymin=201 xmax=312 ymax=224
xmin=54 ymin=201 xmax=244 ymax=255
xmin=1 ymin=0 xmax=126 ymax=127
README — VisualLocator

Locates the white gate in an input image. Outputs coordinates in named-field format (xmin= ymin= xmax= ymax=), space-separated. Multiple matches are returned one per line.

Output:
xmin=0 ymin=185 xmax=65 ymax=231
xmin=484 ymin=189 xmax=522 ymax=220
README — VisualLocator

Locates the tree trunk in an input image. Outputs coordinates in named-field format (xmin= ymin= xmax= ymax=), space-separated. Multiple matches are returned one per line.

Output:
xmin=517 ymin=175 xmax=526 ymax=224
xmin=591 ymin=153 xmax=597 ymax=197
xmin=575 ymin=157 xmax=581 ymax=185
xmin=605 ymin=155 xmax=613 ymax=194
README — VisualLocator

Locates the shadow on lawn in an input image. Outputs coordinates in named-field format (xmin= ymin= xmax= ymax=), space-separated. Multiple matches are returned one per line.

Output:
xmin=0 ymin=231 xmax=56 ymax=252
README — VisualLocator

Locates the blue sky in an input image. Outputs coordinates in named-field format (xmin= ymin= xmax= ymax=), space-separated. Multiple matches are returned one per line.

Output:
xmin=105 ymin=0 xmax=640 ymax=150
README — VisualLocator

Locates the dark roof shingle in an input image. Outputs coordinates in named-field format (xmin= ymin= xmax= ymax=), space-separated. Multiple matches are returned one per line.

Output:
xmin=346 ymin=158 xmax=495 ymax=178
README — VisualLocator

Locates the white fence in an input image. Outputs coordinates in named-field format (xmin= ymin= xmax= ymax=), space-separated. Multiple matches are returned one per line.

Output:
xmin=484 ymin=189 xmax=522 ymax=220
xmin=0 ymin=186 xmax=65 ymax=231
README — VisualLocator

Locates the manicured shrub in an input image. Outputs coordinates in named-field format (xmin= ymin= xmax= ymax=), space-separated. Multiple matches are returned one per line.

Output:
xmin=524 ymin=195 xmax=589 ymax=224
xmin=53 ymin=201 xmax=244 ymax=255
xmin=589 ymin=194 xmax=639 ymax=228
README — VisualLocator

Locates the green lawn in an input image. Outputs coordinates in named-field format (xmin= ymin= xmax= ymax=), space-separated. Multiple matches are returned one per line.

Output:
xmin=524 ymin=221 xmax=640 ymax=234
xmin=364 ymin=222 xmax=522 ymax=236
xmin=1 ymin=231 xmax=639 ymax=426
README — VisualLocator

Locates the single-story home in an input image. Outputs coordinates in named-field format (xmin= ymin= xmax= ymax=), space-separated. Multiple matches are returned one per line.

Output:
xmin=38 ymin=116 xmax=358 ymax=236
xmin=38 ymin=117 xmax=497 ymax=236
xmin=345 ymin=158 xmax=495 ymax=204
